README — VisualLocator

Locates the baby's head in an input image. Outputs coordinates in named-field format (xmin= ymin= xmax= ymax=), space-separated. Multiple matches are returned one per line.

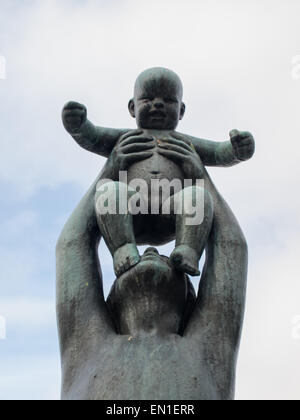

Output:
xmin=129 ymin=67 xmax=185 ymax=130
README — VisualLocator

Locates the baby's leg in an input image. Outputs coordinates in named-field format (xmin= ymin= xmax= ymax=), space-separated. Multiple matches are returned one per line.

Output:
xmin=95 ymin=181 xmax=141 ymax=277
xmin=164 ymin=186 xmax=213 ymax=276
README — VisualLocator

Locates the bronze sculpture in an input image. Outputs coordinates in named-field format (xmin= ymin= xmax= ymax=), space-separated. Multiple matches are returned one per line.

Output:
xmin=57 ymin=67 xmax=255 ymax=400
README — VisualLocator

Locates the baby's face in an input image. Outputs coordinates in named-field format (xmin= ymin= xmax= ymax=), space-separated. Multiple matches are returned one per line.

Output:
xmin=130 ymin=74 xmax=185 ymax=130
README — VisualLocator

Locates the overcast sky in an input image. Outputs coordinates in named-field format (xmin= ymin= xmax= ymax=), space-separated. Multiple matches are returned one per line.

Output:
xmin=0 ymin=0 xmax=300 ymax=400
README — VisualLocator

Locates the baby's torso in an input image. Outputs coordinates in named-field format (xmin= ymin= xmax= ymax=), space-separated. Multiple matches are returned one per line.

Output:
xmin=124 ymin=129 xmax=184 ymax=187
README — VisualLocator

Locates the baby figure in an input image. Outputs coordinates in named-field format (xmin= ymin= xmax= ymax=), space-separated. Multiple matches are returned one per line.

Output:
xmin=62 ymin=68 xmax=255 ymax=278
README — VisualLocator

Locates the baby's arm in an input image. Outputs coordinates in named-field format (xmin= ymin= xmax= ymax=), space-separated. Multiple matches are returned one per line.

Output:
xmin=62 ymin=101 xmax=130 ymax=158
xmin=184 ymin=129 xmax=255 ymax=167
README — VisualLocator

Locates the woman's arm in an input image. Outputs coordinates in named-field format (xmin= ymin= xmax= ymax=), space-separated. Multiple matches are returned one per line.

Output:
xmin=185 ymin=168 xmax=248 ymax=399
xmin=56 ymin=167 xmax=115 ymax=368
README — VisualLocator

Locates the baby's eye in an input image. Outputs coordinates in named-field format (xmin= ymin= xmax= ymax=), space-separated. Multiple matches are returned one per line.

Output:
xmin=164 ymin=97 xmax=178 ymax=103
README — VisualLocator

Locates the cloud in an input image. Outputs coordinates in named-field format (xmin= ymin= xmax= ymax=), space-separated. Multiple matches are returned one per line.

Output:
xmin=0 ymin=297 xmax=55 ymax=331
xmin=0 ymin=204 xmax=57 ymax=296
xmin=236 ymin=232 xmax=300 ymax=399
xmin=0 ymin=355 xmax=60 ymax=400
xmin=1 ymin=0 xmax=300 ymax=400
xmin=1 ymin=0 xmax=300 ymax=205
xmin=1 ymin=211 xmax=37 ymax=239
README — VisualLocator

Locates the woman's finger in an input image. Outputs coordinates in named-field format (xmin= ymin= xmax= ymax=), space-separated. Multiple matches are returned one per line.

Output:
xmin=157 ymin=148 xmax=186 ymax=163
xmin=123 ymin=151 xmax=154 ymax=165
xmin=170 ymin=131 xmax=185 ymax=140
xmin=158 ymin=142 xmax=190 ymax=155
xmin=121 ymin=143 xmax=155 ymax=154
xmin=120 ymin=135 xmax=154 ymax=147
xmin=158 ymin=137 xmax=193 ymax=153
xmin=120 ymin=129 xmax=143 ymax=141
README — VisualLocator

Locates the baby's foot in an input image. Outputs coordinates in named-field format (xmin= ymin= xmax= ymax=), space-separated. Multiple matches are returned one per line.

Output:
xmin=113 ymin=243 xmax=141 ymax=277
xmin=170 ymin=245 xmax=200 ymax=277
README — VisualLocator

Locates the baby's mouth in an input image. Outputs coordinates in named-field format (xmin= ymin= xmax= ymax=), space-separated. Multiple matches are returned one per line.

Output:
xmin=150 ymin=111 xmax=166 ymax=119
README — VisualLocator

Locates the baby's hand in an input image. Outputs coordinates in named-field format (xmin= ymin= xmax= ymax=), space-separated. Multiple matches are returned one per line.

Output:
xmin=62 ymin=101 xmax=87 ymax=133
xmin=229 ymin=129 xmax=255 ymax=161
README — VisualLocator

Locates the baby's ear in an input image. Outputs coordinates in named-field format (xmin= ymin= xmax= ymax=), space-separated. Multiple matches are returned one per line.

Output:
xmin=179 ymin=102 xmax=186 ymax=120
xmin=128 ymin=99 xmax=135 ymax=118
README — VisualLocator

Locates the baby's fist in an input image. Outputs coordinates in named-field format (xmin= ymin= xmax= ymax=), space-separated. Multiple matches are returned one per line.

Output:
xmin=229 ymin=129 xmax=255 ymax=161
xmin=62 ymin=101 xmax=87 ymax=133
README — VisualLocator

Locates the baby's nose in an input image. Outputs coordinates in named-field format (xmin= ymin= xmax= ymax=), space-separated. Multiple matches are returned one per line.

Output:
xmin=153 ymin=98 xmax=164 ymax=108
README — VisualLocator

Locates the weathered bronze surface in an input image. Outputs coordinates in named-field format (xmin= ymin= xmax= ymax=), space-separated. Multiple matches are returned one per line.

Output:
xmin=57 ymin=67 xmax=255 ymax=400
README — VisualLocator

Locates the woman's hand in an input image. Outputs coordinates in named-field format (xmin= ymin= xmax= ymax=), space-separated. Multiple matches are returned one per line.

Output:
xmin=157 ymin=132 xmax=205 ymax=180
xmin=105 ymin=129 xmax=155 ymax=179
